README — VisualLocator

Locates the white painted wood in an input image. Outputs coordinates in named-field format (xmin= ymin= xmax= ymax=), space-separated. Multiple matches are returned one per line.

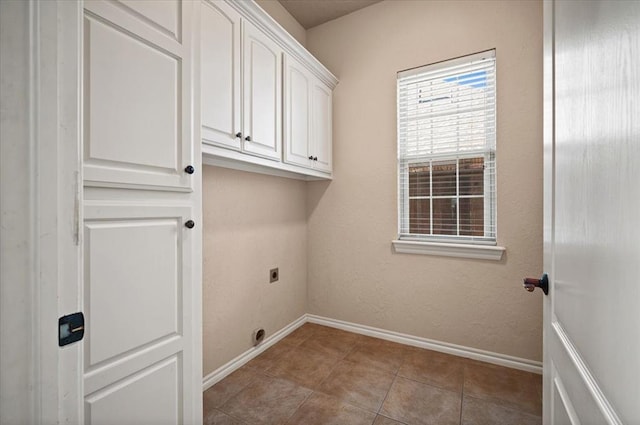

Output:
xmin=544 ymin=1 xmax=639 ymax=424
xmin=200 ymin=0 xmax=242 ymax=151
xmin=83 ymin=207 xmax=188 ymax=368
xmin=84 ymin=0 xmax=193 ymax=192
xmin=242 ymin=20 xmax=282 ymax=161
xmin=86 ymin=356 xmax=180 ymax=425
xmin=283 ymin=53 xmax=333 ymax=173
xmin=225 ymin=0 xmax=337 ymax=89
xmin=117 ymin=0 xmax=180 ymax=41
xmin=199 ymin=0 xmax=336 ymax=179
xmin=202 ymin=145 xmax=333 ymax=181
xmin=311 ymin=82 xmax=333 ymax=173
xmin=80 ymin=0 xmax=202 ymax=423
xmin=283 ymin=54 xmax=313 ymax=168
xmin=1 ymin=1 xmax=82 ymax=423
xmin=391 ymin=239 xmax=505 ymax=260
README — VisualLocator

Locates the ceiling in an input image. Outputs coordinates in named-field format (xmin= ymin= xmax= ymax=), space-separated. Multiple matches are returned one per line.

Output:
xmin=278 ymin=0 xmax=383 ymax=29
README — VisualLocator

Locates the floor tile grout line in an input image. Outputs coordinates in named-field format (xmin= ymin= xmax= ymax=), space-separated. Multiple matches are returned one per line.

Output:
xmin=376 ymin=374 xmax=398 ymax=416
xmin=282 ymin=386 xmax=316 ymax=425
xmin=459 ymin=363 xmax=466 ymax=425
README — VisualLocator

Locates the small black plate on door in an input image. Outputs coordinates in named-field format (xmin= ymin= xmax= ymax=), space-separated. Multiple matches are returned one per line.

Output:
xmin=59 ymin=312 xmax=85 ymax=347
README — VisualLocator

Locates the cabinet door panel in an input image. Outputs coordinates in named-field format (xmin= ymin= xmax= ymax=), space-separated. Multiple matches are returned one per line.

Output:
xmin=117 ymin=0 xmax=180 ymax=40
xmin=311 ymin=83 xmax=332 ymax=173
xmin=83 ymin=203 xmax=194 ymax=418
xmin=243 ymin=22 xmax=281 ymax=161
xmin=283 ymin=55 xmax=312 ymax=168
xmin=83 ymin=8 xmax=192 ymax=191
xmin=201 ymin=0 xmax=241 ymax=150
xmin=85 ymin=356 xmax=180 ymax=425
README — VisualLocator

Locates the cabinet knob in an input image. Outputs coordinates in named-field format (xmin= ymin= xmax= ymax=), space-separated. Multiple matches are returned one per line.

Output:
xmin=184 ymin=165 xmax=195 ymax=174
xmin=308 ymin=155 xmax=314 ymax=160
xmin=235 ymin=132 xmax=242 ymax=138
xmin=185 ymin=220 xmax=195 ymax=229
xmin=245 ymin=135 xmax=251 ymax=141
xmin=313 ymin=156 xmax=318 ymax=161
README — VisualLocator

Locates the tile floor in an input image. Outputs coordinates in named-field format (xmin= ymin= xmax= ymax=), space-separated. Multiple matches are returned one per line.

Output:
xmin=203 ymin=323 xmax=542 ymax=425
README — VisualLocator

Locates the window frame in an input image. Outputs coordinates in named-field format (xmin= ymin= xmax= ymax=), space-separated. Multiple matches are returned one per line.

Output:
xmin=394 ymin=50 xmax=505 ymax=260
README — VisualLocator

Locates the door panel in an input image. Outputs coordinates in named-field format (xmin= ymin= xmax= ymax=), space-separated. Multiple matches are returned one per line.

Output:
xmin=85 ymin=356 xmax=180 ymax=425
xmin=311 ymin=83 xmax=332 ymax=173
xmin=82 ymin=203 xmax=193 ymax=408
xmin=84 ymin=0 xmax=192 ymax=191
xmin=84 ymin=216 xmax=182 ymax=367
xmin=117 ymin=0 xmax=181 ymax=40
xmin=242 ymin=21 xmax=282 ymax=161
xmin=283 ymin=55 xmax=311 ymax=168
xmin=544 ymin=1 xmax=639 ymax=424
xmin=201 ymin=0 xmax=241 ymax=150
xmin=81 ymin=1 xmax=199 ymax=423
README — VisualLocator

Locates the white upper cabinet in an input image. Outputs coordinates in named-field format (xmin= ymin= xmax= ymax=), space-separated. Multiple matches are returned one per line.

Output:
xmin=201 ymin=0 xmax=242 ymax=150
xmin=311 ymin=82 xmax=333 ymax=173
xmin=83 ymin=0 xmax=194 ymax=191
xmin=200 ymin=0 xmax=337 ymax=180
xmin=242 ymin=21 xmax=282 ymax=161
xmin=283 ymin=55 xmax=312 ymax=168
xmin=200 ymin=1 xmax=281 ymax=161
xmin=283 ymin=54 xmax=333 ymax=173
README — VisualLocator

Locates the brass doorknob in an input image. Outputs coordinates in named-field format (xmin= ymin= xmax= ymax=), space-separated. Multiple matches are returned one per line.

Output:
xmin=523 ymin=274 xmax=549 ymax=295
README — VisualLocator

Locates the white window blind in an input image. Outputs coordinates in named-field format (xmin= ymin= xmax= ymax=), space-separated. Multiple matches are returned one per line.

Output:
xmin=397 ymin=50 xmax=496 ymax=244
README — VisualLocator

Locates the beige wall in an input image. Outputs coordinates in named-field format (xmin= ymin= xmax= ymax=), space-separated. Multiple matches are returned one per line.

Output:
xmin=201 ymin=1 xmax=308 ymax=376
xmin=305 ymin=0 xmax=544 ymax=361
xmin=202 ymin=166 xmax=307 ymax=375
xmin=255 ymin=0 xmax=306 ymax=46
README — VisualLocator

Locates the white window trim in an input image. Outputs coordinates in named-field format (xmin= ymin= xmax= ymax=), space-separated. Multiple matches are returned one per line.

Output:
xmin=392 ymin=239 xmax=505 ymax=261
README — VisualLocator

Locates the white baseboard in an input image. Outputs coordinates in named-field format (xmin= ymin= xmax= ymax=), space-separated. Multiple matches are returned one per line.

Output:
xmin=307 ymin=314 xmax=542 ymax=374
xmin=202 ymin=315 xmax=307 ymax=391
xmin=202 ymin=313 xmax=542 ymax=391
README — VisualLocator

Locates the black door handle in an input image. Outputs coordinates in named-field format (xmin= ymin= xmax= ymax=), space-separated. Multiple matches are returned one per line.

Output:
xmin=523 ymin=274 xmax=548 ymax=295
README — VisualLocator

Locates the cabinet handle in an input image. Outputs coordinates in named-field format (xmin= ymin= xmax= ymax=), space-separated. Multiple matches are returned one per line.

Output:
xmin=245 ymin=135 xmax=251 ymax=141
xmin=185 ymin=220 xmax=195 ymax=229
xmin=235 ymin=132 xmax=242 ymax=139
xmin=308 ymin=155 xmax=314 ymax=160
xmin=184 ymin=165 xmax=195 ymax=174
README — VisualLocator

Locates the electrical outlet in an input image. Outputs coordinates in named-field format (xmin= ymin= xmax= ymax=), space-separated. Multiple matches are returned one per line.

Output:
xmin=269 ymin=268 xmax=279 ymax=283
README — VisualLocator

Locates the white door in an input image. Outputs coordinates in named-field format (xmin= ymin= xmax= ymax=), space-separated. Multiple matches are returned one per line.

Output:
xmin=80 ymin=1 xmax=201 ymax=423
xmin=283 ymin=54 xmax=313 ymax=169
xmin=542 ymin=1 xmax=639 ymax=424
xmin=242 ymin=20 xmax=282 ymax=161
xmin=310 ymin=82 xmax=333 ymax=173
xmin=201 ymin=0 xmax=242 ymax=151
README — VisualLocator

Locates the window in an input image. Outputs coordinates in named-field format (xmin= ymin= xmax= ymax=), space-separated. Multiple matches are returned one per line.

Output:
xmin=396 ymin=50 xmax=500 ymax=255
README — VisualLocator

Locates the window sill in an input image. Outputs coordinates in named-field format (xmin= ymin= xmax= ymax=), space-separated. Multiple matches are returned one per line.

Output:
xmin=392 ymin=240 xmax=505 ymax=261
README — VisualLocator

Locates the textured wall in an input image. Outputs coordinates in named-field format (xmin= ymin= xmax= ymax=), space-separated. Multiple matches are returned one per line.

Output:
xmin=305 ymin=0 xmax=544 ymax=361
xmin=255 ymin=0 xmax=306 ymax=46
xmin=202 ymin=166 xmax=307 ymax=375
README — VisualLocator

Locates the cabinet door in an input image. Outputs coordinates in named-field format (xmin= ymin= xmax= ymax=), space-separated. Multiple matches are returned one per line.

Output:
xmin=81 ymin=1 xmax=200 ymax=423
xmin=83 ymin=0 xmax=193 ymax=191
xmin=201 ymin=0 xmax=241 ymax=150
xmin=283 ymin=55 xmax=312 ymax=169
xmin=242 ymin=21 xmax=282 ymax=161
xmin=83 ymin=203 xmax=195 ymax=425
xmin=311 ymin=82 xmax=333 ymax=173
